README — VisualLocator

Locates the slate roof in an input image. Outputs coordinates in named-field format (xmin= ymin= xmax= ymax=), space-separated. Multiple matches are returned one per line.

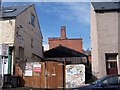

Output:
xmin=44 ymin=45 xmax=87 ymax=58
xmin=83 ymin=50 xmax=91 ymax=56
xmin=92 ymin=2 xmax=120 ymax=11
xmin=0 ymin=4 xmax=32 ymax=18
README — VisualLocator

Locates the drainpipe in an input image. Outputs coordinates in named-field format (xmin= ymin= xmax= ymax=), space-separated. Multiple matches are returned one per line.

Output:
xmin=11 ymin=50 xmax=14 ymax=75
xmin=64 ymin=57 xmax=66 ymax=88
xmin=117 ymin=54 xmax=120 ymax=74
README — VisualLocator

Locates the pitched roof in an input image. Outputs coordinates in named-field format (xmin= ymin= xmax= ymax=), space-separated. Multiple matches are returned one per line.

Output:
xmin=44 ymin=45 xmax=87 ymax=58
xmin=83 ymin=50 xmax=91 ymax=56
xmin=92 ymin=2 xmax=120 ymax=11
xmin=0 ymin=4 xmax=32 ymax=18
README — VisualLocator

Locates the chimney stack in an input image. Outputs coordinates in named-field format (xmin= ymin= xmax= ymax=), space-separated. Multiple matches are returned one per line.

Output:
xmin=61 ymin=26 xmax=66 ymax=39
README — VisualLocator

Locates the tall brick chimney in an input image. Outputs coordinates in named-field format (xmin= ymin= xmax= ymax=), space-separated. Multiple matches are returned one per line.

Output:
xmin=61 ymin=26 xmax=66 ymax=39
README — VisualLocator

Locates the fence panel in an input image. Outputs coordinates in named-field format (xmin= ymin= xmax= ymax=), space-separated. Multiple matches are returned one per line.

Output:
xmin=45 ymin=61 xmax=64 ymax=88
xmin=15 ymin=62 xmax=45 ymax=88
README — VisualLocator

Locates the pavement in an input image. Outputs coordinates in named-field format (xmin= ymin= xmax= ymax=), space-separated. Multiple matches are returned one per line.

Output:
xmin=0 ymin=84 xmax=66 ymax=90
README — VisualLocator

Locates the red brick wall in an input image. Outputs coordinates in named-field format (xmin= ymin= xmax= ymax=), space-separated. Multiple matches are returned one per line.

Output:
xmin=48 ymin=38 xmax=82 ymax=52
xmin=61 ymin=26 xmax=66 ymax=39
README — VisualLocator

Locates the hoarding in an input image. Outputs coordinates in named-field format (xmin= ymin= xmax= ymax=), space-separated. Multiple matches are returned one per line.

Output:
xmin=25 ymin=70 xmax=32 ymax=76
xmin=25 ymin=63 xmax=33 ymax=76
xmin=66 ymin=64 xmax=85 ymax=88
xmin=33 ymin=64 xmax=41 ymax=73
xmin=25 ymin=62 xmax=42 ymax=76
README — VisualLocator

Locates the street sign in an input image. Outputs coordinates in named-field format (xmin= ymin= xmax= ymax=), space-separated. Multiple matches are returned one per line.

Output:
xmin=0 ymin=44 xmax=9 ymax=57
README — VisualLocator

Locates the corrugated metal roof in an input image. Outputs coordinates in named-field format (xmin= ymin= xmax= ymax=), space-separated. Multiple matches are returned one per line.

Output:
xmin=92 ymin=2 xmax=120 ymax=11
xmin=0 ymin=4 xmax=32 ymax=18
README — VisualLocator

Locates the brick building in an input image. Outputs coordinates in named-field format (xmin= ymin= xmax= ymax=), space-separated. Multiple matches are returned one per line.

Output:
xmin=48 ymin=26 xmax=83 ymax=53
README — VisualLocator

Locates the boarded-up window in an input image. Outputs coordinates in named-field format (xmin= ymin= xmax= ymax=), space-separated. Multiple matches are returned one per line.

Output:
xmin=19 ymin=47 xmax=24 ymax=59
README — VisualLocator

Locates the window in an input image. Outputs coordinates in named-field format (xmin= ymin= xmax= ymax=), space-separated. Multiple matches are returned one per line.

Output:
xmin=107 ymin=62 xmax=117 ymax=69
xmin=31 ymin=39 xmax=33 ymax=48
xmin=105 ymin=53 xmax=118 ymax=69
xmin=31 ymin=14 xmax=35 ymax=26
xmin=105 ymin=53 xmax=118 ymax=75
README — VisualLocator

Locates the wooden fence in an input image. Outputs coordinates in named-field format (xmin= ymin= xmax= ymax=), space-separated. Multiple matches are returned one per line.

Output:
xmin=45 ymin=61 xmax=64 ymax=88
xmin=15 ymin=61 xmax=64 ymax=88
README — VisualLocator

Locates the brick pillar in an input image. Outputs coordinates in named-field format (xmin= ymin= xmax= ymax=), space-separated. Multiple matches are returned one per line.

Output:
xmin=61 ymin=26 xmax=66 ymax=39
